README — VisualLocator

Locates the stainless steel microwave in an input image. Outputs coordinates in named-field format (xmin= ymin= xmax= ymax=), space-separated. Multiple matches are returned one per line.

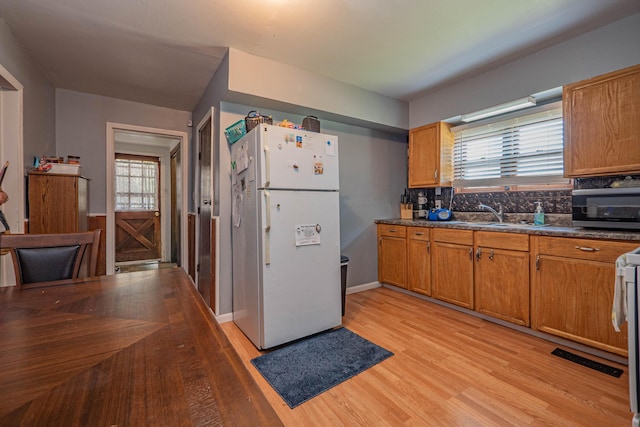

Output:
xmin=572 ymin=188 xmax=640 ymax=230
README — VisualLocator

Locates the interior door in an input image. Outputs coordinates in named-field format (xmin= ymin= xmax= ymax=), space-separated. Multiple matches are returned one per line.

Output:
xmin=197 ymin=116 xmax=213 ymax=307
xmin=114 ymin=153 xmax=162 ymax=263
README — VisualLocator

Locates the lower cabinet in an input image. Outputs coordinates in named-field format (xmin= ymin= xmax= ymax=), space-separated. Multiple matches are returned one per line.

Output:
xmin=376 ymin=222 xmax=637 ymax=357
xmin=431 ymin=228 xmax=474 ymax=309
xmin=407 ymin=227 xmax=431 ymax=296
xmin=377 ymin=224 xmax=407 ymax=288
xmin=532 ymin=236 xmax=637 ymax=357
xmin=474 ymin=231 xmax=530 ymax=327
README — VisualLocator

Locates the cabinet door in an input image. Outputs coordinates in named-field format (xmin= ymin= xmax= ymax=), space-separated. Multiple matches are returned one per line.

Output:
xmin=475 ymin=247 xmax=529 ymax=326
xmin=432 ymin=241 xmax=473 ymax=309
xmin=408 ymin=123 xmax=440 ymax=187
xmin=564 ymin=64 xmax=640 ymax=177
xmin=28 ymin=174 xmax=87 ymax=233
xmin=407 ymin=237 xmax=431 ymax=296
xmin=378 ymin=235 xmax=407 ymax=288
xmin=534 ymin=255 xmax=627 ymax=356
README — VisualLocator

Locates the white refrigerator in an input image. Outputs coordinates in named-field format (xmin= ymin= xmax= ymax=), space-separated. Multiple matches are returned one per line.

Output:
xmin=231 ymin=124 xmax=342 ymax=349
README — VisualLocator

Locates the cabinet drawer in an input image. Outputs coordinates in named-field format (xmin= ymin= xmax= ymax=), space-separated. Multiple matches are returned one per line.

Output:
xmin=407 ymin=227 xmax=429 ymax=241
xmin=431 ymin=228 xmax=473 ymax=245
xmin=536 ymin=236 xmax=637 ymax=263
xmin=475 ymin=231 xmax=529 ymax=251
xmin=378 ymin=224 xmax=406 ymax=238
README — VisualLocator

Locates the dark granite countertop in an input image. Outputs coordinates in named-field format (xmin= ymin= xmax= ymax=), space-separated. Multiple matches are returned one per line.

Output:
xmin=375 ymin=217 xmax=640 ymax=242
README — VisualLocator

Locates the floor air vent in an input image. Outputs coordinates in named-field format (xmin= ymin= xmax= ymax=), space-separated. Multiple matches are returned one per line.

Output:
xmin=551 ymin=348 xmax=623 ymax=378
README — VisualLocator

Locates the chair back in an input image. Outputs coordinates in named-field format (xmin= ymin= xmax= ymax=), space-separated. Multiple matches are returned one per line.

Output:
xmin=0 ymin=230 xmax=101 ymax=289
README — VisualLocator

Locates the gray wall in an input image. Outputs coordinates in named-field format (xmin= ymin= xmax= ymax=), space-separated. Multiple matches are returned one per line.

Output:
xmin=192 ymin=52 xmax=409 ymax=315
xmin=410 ymin=13 xmax=640 ymax=127
xmin=216 ymin=106 xmax=406 ymax=314
xmin=55 ymin=89 xmax=192 ymax=213
xmin=0 ymin=17 xmax=55 ymax=167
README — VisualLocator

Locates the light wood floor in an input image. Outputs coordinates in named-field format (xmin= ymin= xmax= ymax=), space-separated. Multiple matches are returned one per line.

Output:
xmin=221 ymin=286 xmax=631 ymax=426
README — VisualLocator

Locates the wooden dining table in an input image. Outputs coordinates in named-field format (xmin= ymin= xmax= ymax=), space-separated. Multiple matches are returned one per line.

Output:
xmin=0 ymin=267 xmax=282 ymax=426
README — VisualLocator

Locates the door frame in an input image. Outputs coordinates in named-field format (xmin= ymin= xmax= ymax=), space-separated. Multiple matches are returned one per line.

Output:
xmin=195 ymin=106 xmax=219 ymax=315
xmin=106 ymin=122 xmax=189 ymax=275
xmin=0 ymin=64 xmax=24 ymax=286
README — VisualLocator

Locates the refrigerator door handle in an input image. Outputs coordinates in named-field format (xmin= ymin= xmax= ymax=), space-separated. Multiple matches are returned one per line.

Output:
xmin=264 ymin=190 xmax=271 ymax=265
xmin=264 ymin=144 xmax=271 ymax=188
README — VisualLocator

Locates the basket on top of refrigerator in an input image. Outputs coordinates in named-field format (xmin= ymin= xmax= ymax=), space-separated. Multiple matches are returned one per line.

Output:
xmin=245 ymin=111 xmax=273 ymax=132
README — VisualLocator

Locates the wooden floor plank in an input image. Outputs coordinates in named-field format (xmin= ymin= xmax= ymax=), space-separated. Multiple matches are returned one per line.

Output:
xmin=221 ymin=286 xmax=631 ymax=426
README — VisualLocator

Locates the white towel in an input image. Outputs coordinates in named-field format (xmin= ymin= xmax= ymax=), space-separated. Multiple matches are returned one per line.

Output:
xmin=612 ymin=253 xmax=628 ymax=332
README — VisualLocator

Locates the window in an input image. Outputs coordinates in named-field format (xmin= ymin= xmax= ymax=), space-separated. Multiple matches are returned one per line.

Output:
xmin=115 ymin=154 xmax=160 ymax=211
xmin=452 ymin=101 xmax=565 ymax=189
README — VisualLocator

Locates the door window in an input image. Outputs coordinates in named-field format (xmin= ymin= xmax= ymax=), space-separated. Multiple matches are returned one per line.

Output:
xmin=115 ymin=154 xmax=160 ymax=211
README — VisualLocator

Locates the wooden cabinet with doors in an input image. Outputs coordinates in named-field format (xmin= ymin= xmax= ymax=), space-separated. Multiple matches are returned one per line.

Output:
xmin=431 ymin=228 xmax=474 ymax=309
xmin=408 ymin=121 xmax=454 ymax=188
xmin=407 ymin=226 xmax=431 ymax=296
xmin=28 ymin=172 xmax=88 ymax=233
xmin=532 ymin=236 xmax=637 ymax=356
xmin=377 ymin=224 xmax=407 ymax=289
xmin=474 ymin=231 xmax=530 ymax=326
xmin=563 ymin=64 xmax=640 ymax=177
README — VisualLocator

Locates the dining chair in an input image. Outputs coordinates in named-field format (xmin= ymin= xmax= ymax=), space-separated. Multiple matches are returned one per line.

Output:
xmin=0 ymin=229 xmax=101 ymax=289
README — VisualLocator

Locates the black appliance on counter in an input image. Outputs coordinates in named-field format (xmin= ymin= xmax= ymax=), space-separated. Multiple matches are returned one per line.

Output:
xmin=572 ymin=187 xmax=640 ymax=230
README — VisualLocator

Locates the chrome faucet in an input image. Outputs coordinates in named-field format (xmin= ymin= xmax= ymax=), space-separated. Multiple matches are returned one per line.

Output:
xmin=478 ymin=203 xmax=504 ymax=223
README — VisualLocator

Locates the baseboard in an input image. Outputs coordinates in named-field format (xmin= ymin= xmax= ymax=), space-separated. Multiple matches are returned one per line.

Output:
xmin=216 ymin=312 xmax=233 ymax=324
xmin=346 ymin=281 xmax=381 ymax=295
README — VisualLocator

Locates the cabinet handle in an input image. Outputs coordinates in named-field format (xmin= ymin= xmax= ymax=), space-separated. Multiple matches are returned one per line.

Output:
xmin=414 ymin=232 xmax=424 ymax=236
xmin=476 ymin=247 xmax=482 ymax=261
xmin=489 ymin=249 xmax=494 ymax=261
xmin=575 ymin=246 xmax=600 ymax=252
xmin=536 ymin=255 xmax=540 ymax=271
xmin=469 ymin=248 xmax=473 ymax=260
xmin=427 ymin=241 xmax=431 ymax=255
xmin=389 ymin=228 xmax=397 ymax=233
xmin=434 ymin=169 xmax=438 ymax=179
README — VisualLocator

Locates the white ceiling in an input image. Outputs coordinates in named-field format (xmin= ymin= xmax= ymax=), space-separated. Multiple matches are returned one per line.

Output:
xmin=0 ymin=0 xmax=638 ymax=111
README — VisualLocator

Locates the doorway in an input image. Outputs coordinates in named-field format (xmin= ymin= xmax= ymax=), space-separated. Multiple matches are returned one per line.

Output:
xmin=196 ymin=107 xmax=219 ymax=314
xmin=106 ymin=123 xmax=189 ymax=276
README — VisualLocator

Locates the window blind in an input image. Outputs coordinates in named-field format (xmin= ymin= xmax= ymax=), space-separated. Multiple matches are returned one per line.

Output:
xmin=452 ymin=102 xmax=566 ymax=188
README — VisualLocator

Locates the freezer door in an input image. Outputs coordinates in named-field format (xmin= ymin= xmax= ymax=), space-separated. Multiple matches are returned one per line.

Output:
xmin=257 ymin=125 xmax=339 ymax=191
xmin=259 ymin=189 xmax=341 ymax=349
xmin=231 ymin=151 xmax=263 ymax=347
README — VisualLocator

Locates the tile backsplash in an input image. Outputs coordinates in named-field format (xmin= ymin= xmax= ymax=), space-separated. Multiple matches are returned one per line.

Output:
xmin=407 ymin=173 xmax=640 ymax=215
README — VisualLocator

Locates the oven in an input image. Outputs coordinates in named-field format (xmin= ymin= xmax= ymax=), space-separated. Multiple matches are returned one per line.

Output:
xmin=572 ymin=188 xmax=640 ymax=230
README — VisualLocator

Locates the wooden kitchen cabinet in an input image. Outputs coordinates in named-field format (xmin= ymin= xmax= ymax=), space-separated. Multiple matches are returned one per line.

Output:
xmin=474 ymin=231 xmax=530 ymax=326
xmin=431 ymin=228 xmax=474 ymax=309
xmin=563 ymin=64 xmax=640 ymax=177
xmin=408 ymin=121 xmax=454 ymax=188
xmin=28 ymin=172 xmax=89 ymax=233
xmin=377 ymin=224 xmax=407 ymax=288
xmin=407 ymin=227 xmax=431 ymax=296
xmin=532 ymin=236 xmax=637 ymax=356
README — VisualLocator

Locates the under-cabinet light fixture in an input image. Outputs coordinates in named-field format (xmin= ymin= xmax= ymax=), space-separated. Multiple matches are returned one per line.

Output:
xmin=461 ymin=96 xmax=536 ymax=123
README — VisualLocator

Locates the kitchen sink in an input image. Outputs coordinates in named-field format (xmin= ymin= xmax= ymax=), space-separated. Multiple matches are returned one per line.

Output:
xmin=487 ymin=223 xmax=532 ymax=228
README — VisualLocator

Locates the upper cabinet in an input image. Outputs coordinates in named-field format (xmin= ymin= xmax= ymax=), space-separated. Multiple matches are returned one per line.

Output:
xmin=563 ymin=64 xmax=640 ymax=177
xmin=408 ymin=121 xmax=454 ymax=188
